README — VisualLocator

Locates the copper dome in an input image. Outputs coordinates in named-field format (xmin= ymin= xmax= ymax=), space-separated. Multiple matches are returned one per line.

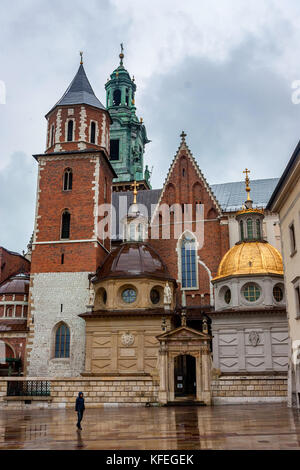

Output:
xmin=96 ymin=242 xmax=174 ymax=282
xmin=0 ymin=273 xmax=30 ymax=295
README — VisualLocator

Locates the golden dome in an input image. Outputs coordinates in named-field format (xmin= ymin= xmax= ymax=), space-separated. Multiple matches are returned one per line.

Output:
xmin=213 ymin=242 xmax=283 ymax=281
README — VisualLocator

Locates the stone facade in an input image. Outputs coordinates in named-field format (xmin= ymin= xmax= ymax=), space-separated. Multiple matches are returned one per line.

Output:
xmin=211 ymin=312 xmax=288 ymax=374
xmin=26 ymin=272 xmax=90 ymax=377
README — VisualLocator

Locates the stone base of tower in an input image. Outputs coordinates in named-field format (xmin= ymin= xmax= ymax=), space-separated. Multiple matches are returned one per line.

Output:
xmin=25 ymin=272 xmax=90 ymax=377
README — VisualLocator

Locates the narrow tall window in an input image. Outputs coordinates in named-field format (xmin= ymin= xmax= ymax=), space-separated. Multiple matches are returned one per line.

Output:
xmin=90 ymin=121 xmax=96 ymax=144
xmin=247 ymin=219 xmax=253 ymax=240
xmin=295 ymin=285 xmax=300 ymax=317
xmin=290 ymin=223 xmax=296 ymax=254
xmin=181 ymin=234 xmax=197 ymax=289
xmin=240 ymin=220 xmax=244 ymax=241
xmin=67 ymin=120 xmax=74 ymax=142
xmin=63 ymin=168 xmax=73 ymax=191
xmin=125 ymin=88 xmax=129 ymax=106
xmin=55 ymin=324 xmax=70 ymax=358
xmin=113 ymin=89 xmax=121 ymax=106
xmin=110 ymin=139 xmax=119 ymax=160
xmin=50 ymin=124 xmax=55 ymax=147
xmin=61 ymin=211 xmax=71 ymax=239
xmin=256 ymin=219 xmax=261 ymax=239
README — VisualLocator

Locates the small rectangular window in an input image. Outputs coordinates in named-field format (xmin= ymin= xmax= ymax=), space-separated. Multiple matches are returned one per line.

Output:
xmin=110 ymin=139 xmax=119 ymax=160
xmin=61 ymin=254 xmax=64 ymax=265
xmin=289 ymin=223 xmax=296 ymax=254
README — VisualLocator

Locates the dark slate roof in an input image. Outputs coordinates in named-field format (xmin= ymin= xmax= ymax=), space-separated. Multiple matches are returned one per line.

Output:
xmin=211 ymin=178 xmax=280 ymax=212
xmin=47 ymin=64 xmax=105 ymax=115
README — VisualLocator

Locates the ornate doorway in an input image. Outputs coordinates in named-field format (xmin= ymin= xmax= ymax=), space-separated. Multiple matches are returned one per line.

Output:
xmin=174 ymin=354 xmax=196 ymax=398
xmin=157 ymin=326 xmax=212 ymax=405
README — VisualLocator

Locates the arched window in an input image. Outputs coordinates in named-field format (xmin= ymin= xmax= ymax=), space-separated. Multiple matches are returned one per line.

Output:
xmin=180 ymin=233 xmax=197 ymax=289
xmin=256 ymin=219 xmax=261 ymax=239
xmin=247 ymin=219 xmax=253 ymax=240
xmin=61 ymin=210 xmax=71 ymax=239
xmin=240 ymin=220 xmax=244 ymax=241
xmin=125 ymin=88 xmax=129 ymax=106
xmin=90 ymin=121 xmax=96 ymax=144
xmin=67 ymin=120 xmax=74 ymax=142
xmin=63 ymin=168 xmax=73 ymax=191
xmin=55 ymin=323 xmax=70 ymax=358
xmin=113 ymin=89 xmax=121 ymax=106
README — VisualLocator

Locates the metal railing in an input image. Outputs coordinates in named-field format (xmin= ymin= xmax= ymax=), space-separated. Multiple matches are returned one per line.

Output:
xmin=7 ymin=380 xmax=51 ymax=397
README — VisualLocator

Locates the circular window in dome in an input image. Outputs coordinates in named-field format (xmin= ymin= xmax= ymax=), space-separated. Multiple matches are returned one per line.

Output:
xmin=273 ymin=285 xmax=284 ymax=302
xmin=122 ymin=288 xmax=137 ymax=304
xmin=150 ymin=288 xmax=160 ymax=304
xmin=224 ymin=289 xmax=231 ymax=304
xmin=243 ymin=284 xmax=261 ymax=302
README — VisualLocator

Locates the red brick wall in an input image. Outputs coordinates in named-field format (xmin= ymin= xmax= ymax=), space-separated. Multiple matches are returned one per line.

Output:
xmin=0 ymin=248 xmax=30 ymax=284
xmin=45 ymin=105 xmax=110 ymax=156
xmin=31 ymin=152 xmax=113 ymax=274
xmin=149 ymin=148 xmax=229 ymax=306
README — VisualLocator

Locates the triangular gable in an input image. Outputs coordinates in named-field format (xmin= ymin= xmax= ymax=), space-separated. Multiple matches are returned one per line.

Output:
xmin=157 ymin=325 xmax=211 ymax=341
xmin=151 ymin=135 xmax=222 ymax=224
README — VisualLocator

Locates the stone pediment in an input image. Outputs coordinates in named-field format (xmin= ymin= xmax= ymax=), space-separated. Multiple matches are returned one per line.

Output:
xmin=157 ymin=326 xmax=210 ymax=342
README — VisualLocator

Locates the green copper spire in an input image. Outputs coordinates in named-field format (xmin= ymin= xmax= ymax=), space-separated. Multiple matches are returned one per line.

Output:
xmin=105 ymin=45 xmax=151 ymax=186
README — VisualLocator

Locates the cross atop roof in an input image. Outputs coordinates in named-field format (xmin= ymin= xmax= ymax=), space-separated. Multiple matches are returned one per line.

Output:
xmin=180 ymin=130 xmax=187 ymax=141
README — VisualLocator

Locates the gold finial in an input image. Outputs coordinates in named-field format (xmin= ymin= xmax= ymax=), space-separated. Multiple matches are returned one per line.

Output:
xmin=180 ymin=130 xmax=187 ymax=141
xmin=80 ymin=51 xmax=83 ymax=65
xmin=140 ymin=117 xmax=143 ymax=123
xmin=243 ymin=168 xmax=251 ymax=201
xmin=119 ymin=43 xmax=124 ymax=64
xmin=131 ymin=180 xmax=139 ymax=204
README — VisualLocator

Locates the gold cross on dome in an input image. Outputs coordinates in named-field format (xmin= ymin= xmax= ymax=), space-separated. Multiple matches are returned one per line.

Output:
xmin=243 ymin=168 xmax=251 ymax=201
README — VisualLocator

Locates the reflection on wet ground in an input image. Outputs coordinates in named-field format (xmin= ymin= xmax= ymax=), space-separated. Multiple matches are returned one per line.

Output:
xmin=0 ymin=404 xmax=300 ymax=450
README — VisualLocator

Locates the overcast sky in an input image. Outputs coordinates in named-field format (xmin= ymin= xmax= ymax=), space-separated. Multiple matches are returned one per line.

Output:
xmin=1 ymin=0 xmax=300 ymax=253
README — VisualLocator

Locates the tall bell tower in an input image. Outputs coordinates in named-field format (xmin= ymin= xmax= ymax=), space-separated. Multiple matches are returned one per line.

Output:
xmin=25 ymin=55 xmax=116 ymax=377
xmin=105 ymin=45 xmax=151 ymax=191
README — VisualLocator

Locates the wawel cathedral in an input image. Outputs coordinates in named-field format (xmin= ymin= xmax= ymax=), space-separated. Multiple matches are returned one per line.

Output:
xmin=0 ymin=48 xmax=288 ymax=408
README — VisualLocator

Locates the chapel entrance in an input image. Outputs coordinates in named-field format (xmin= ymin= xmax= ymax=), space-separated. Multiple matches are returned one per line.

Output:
xmin=174 ymin=354 xmax=196 ymax=398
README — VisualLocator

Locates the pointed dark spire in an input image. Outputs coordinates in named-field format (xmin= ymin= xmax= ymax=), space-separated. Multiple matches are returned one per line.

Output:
xmin=47 ymin=63 xmax=105 ymax=115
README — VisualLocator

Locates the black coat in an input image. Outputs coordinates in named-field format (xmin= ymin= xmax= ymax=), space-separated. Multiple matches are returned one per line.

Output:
xmin=75 ymin=393 xmax=85 ymax=412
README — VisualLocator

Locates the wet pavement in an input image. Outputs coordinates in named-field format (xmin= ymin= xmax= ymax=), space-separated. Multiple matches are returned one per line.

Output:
xmin=0 ymin=404 xmax=300 ymax=450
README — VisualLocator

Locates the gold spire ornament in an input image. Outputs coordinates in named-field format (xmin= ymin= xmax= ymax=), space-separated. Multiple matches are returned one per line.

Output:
xmin=80 ymin=51 xmax=83 ymax=65
xmin=132 ymin=180 xmax=139 ymax=204
xmin=243 ymin=168 xmax=251 ymax=201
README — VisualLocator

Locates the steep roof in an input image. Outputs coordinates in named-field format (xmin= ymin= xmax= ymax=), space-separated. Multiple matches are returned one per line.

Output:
xmin=46 ymin=64 xmax=105 ymax=116
xmin=211 ymin=178 xmax=279 ymax=212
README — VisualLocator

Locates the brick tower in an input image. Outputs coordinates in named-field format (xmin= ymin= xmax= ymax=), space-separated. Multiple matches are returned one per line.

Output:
xmin=25 ymin=56 xmax=116 ymax=377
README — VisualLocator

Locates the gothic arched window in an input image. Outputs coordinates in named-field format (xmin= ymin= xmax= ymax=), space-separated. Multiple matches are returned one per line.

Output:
xmin=63 ymin=168 xmax=73 ymax=191
xmin=55 ymin=323 xmax=70 ymax=358
xmin=90 ymin=121 xmax=96 ymax=144
xmin=113 ymin=89 xmax=121 ymax=106
xmin=67 ymin=120 xmax=74 ymax=142
xmin=61 ymin=210 xmax=71 ymax=239
xmin=180 ymin=233 xmax=197 ymax=289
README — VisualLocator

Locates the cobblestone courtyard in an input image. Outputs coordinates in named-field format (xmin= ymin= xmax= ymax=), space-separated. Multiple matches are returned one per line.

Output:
xmin=0 ymin=403 xmax=300 ymax=450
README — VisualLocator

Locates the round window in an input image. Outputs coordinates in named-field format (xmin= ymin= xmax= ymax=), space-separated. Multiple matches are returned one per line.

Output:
xmin=150 ymin=288 xmax=160 ymax=305
xmin=224 ymin=289 xmax=231 ymax=304
xmin=243 ymin=284 xmax=261 ymax=302
xmin=122 ymin=288 xmax=137 ymax=304
xmin=273 ymin=285 xmax=283 ymax=302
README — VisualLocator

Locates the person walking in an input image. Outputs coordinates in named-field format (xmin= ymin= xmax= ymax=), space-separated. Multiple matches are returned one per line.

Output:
xmin=75 ymin=391 xmax=85 ymax=430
